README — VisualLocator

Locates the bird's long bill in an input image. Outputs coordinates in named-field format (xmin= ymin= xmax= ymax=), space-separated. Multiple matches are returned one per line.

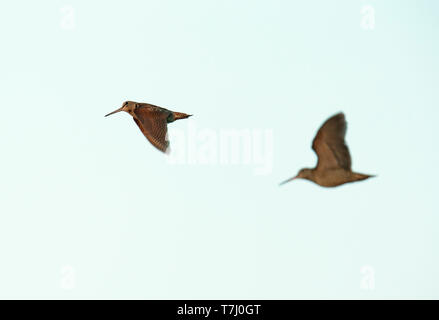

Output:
xmin=105 ymin=106 xmax=124 ymax=117
xmin=279 ymin=176 xmax=298 ymax=186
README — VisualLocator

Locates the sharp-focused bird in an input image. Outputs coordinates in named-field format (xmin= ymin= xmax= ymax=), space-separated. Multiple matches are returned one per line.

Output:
xmin=105 ymin=101 xmax=192 ymax=153
xmin=280 ymin=112 xmax=374 ymax=187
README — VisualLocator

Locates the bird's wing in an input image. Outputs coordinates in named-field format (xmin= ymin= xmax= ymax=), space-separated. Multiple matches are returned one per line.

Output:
xmin=132 ymin=105 xmax=171 ymax=153
xmin=312 ymin=112 xmax=351 ymax=170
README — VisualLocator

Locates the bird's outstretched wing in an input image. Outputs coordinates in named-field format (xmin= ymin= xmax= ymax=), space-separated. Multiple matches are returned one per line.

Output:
xmin=312 ymin=112 xmax=351 ymax=170
xmin=133 ymin=105 xmax=171 ymax=153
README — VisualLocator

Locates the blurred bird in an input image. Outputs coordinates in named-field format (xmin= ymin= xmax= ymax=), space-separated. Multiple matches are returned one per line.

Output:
xmin=105 ymin=101 xmax=192 ymax=153
xmin=280 ymin=112 xmax=374 ymax=187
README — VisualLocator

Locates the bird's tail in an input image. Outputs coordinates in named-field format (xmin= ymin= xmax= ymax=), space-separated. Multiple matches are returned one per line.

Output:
xmin=173 ymin=112 xmax=192 ymax=121
xmin=353 ymin=172 xmax=376 ymax=181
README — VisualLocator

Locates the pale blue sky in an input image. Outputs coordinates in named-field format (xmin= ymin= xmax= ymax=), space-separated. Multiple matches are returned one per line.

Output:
xmin=0 ymin=0 xmax=438 ymax=299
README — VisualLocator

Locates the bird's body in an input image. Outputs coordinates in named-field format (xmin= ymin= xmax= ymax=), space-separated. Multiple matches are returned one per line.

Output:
xmin=105 ymin=101 xmax=192 ymax=153
xmin=298 ymin=168 xmax=372 ymax=187
xmin=280 ymin=112 xmax=374 ymax=187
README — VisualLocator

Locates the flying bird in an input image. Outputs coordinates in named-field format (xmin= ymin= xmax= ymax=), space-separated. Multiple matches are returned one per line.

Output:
xmin=105 ymin=101 xmax=192 ymax=153
xmin=280 ymin=112 xmax=374 ymax=187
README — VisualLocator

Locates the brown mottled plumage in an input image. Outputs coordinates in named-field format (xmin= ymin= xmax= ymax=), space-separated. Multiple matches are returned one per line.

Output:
xmin=105 ymin=101 xmax=192 ymax=153
xmin=280 ymin=112 xmax=374 ymax=187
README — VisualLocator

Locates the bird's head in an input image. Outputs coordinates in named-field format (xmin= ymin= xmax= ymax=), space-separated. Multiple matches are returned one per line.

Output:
xmin=279 ymin=168 xmax=314 ymax=186
xmin=105 ymin=101 xmax=137 ymax=117
xmin=296 ymin=168 xmax=313 ymax=180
